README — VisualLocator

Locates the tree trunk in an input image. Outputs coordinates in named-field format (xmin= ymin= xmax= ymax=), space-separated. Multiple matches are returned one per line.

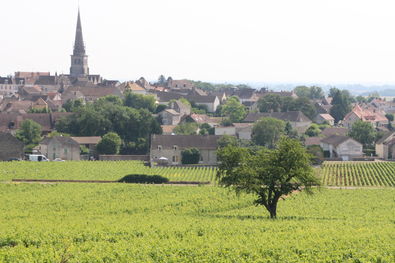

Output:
xmin=268 ymin=205 xmax=277 ymax=218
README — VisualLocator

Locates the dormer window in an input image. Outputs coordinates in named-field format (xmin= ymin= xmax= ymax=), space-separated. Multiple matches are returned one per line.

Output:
xmin=173 ymin=145 xmax=177 ymax=150
xmin=158 ymin=145 xmax=162 ymax=151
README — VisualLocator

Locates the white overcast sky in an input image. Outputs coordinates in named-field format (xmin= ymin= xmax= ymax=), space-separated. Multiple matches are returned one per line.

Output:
xmin=1 ymin=0 xmax=395 ymax=84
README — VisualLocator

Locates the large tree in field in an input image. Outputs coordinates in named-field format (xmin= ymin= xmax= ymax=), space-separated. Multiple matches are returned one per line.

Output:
xmin=16 ymin=119 xmax=42 ymax=145
xmin=217 ymin=137 xmax=319 ymax=218
xmin=348 ymin=120 xmax=376 ymax=147
xmin=252 ymin=117 xmax=285 ymax=148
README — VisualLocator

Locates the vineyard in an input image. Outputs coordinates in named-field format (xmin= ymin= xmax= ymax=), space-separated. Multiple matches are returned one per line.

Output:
xmin=0 ymin=184 xmax=393 ymax=262
xmin=322 ymin=161 xmax=395 ymax=187
xmin=0 ymin=161 xmax=217 ymax=183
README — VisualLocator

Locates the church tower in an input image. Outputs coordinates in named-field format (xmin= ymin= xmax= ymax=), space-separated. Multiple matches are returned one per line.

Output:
xmin=70 ymin=9 xmax=89 ymax=78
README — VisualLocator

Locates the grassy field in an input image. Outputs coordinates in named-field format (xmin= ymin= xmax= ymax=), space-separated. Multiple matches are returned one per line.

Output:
xmin=0 ymin=184 xmax=393 ymax=262
xmin=0 ymin=161 xmax=216 ymax=182
xmin=322 ymin=161 xmax=395 ymax=187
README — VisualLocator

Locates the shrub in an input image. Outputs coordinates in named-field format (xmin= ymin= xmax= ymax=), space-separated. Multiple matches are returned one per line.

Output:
xmin=118 ymin=174 xmax=169 ymax=184
xmin=181 ymin=148 xmax=200 ymax=164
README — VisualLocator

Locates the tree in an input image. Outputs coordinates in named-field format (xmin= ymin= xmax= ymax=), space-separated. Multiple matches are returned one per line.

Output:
xmin=220 ymin=96 xmax=246 ymax=122
xmin=305 ymin=124 xmax=321 ymax=137
xmin=252 ymin=117 xmax=286 ymax=148
xmin=217 ymin=137 xmax=319 ymax=218
xmin=217 ymin=135 xmax=239 ymax=148
xmin=96 ymin=132 xmax=122 ymax=155
xmin=181 ymin=148 xmax=200 ymax=164
xmin=173 ymin=122 xmax=198 ymax=135
xmin=348 ymin=121 xmax=376 ymax=147
xmin=16 ymin=119 xmax=42 ymax=145
xmin=284 ymin=122 xmax=298 ymax=139
xmin=330 ymin=88 xmax=352 ymax=123
xmin=288 ymin=97 xmax=316 ymax=120
xmin=258 ymin=94 xmax=282 ymax=113
xmin=63 ymin=99 xmax=84 ymax=112
xmin=124 ymin=92 xmax=156 ymax=113
xmin=158 ymin=75 xmax=166 ymax=85
xmin=386 ymin=114 xmax=394 ymax=130
xmin=294 ymin=86 xmax=324 ymax=99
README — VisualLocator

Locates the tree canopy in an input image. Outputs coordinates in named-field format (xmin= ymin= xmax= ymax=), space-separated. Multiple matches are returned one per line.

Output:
xmin=294 ymin=86 xmax=324 ymax=100
xmin=329 ymin=88 xmax=353 ymax=123
xmin=252 ymin=117 xmax=286 ymax=148
xmin=96 ymin=132 xmax=122 ymax=155
xmin=181 ymin=148 xmax=200 ymax=164
xmin=220 ymin=96 xmax=246 ymax=122
xmin=217 ymin=136 xmax=319 ymax=218
xmin=16 ymin=119 xmax=42 ymax=146
xmin=348 ymin=120 xmax=376 ymax=147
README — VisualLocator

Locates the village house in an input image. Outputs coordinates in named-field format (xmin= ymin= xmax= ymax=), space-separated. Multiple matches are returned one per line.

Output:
xmin=186 ymin=95 xmax=220 ymax=112
xmin=169 ymin=100 xmax=191 ymax=116
xmin=150 ymin=135 xmax=221 ymax=165
xmin=159 ymin=109 xmax=182 ymax=125
xmin=123 ymin=82 xmax=148 ymax=95
xmin=343 ymin=105 xmax=388 ymax=128
xmin=161 ymin=125 xmax=177 ymax=135
xmin=320 ymin=135 xmax=363 ymax=161
xmin=71 ymin=136 xmax=101 ymax=157
xmin=370 ymin=98 xmax=395 ymax=114
xmin=181 ymin=113 xmax=222 ymax=127
xmin=315 ymin=113 xmax=335 ymax=125
xmin=0 ymin=76 xmax=22 ymax=96
xmin=214 ymin=123 xmax=253 ymax=140
xmin=0 ymin=132 xmax=24 ymax=161
xmin=38 ymin=136 xmax=81 ymax=161
xmin=375 ymin=131 xmax=395 ymax=160
xmin=244 ymin=111 xmax=312 ymax=133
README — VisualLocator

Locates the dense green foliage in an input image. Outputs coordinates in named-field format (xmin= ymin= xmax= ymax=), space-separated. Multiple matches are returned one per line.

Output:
xmin=181 ymin=148 xmax=201 ymax=164
xmin=57 ymin=96 xmax=162 ymax=154
xmin=293 ymin=86 xmax=324 ymax=99
xmin=348 ymin=120 xmax=376 ymax=147
xmin=0 ymin=183 xmax=393 ymax=262
xmin=252 ymin=117 xmax=286 ymax=148
xmin=15 ymin=119 xmax=42 ymax=146
xmin=220 ymin=96 xmax=246 ymax=122
xmin=258 ymin=95 xmax=316 ymax=120
xmin=173 ymin=122 xmax=198 ymax=135
xmin=322 ymin=161 xmax=395 ymax=187
xmin=217 ymin=137 xmax=318 ymax=218
xmin=96 ymin=132 xmax=122 ymax=155
xmin=124 ymin=92 xmax=156 ymax=113
xmin=329 ymin=88 xmax=353 ymax=123
xmin=118 ymin=174 xmax=169 ymax=184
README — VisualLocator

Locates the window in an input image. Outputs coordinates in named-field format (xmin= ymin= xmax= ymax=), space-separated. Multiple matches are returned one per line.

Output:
xmin=172 ymin=156 xmax=179 ymax=162
xmin=173 ymin=145 xmax=178 ymax=151
xmin=158 ymin=145 xmax=162 ymax=151
xmin=200 ymin=155 xmax=203 ymax=162
xmin=64 ymin=148 xmax=68 ymax=154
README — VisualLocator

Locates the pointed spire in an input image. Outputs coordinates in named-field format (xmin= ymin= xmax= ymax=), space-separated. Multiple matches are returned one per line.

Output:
xmin=73 ymin=9 xmax=86 ymax=56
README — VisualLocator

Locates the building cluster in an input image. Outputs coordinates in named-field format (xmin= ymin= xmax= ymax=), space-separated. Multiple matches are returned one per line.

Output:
xmin=1 ymin=9 xmax=395 ymax=164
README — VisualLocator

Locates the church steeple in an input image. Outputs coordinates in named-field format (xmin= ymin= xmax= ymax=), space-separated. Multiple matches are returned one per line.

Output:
xmin=73 ymin=9 xmax=86 ymax=56
xmin=70 ymin=9 xmax=89 ymax=77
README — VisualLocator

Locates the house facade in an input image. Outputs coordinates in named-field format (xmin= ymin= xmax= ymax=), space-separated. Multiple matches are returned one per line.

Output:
xmin=38 ymin=136 xmax=80 ymax=160
xmin=343 ymin=105 xmax=388 ymax=128
xmin=150 ymin=135 xmax=221 ymax=165
xmin=375 ymin=131 xmax=395 ymax=160
xmin=0 ymin=133 xmax=24 ymax=160
xmin=320 ymin=135 xmax=363 ymax=161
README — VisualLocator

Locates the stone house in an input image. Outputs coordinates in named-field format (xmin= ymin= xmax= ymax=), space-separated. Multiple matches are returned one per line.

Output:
xmin=0 ymin=132 xmax=24 ymax=160
xmin=159 ymin=109 xmax=182 ymax=125
xmin=320 ymin=135 xmax=363 ymax=161
xmin=0 ymin=76 xmax=22 ymax=96
xmin=150 ymin=135 xmax=221 ymax=165
xmin=186 ymin=95 xmax=220 ymax=112
xmin=375 ymin=131 xmax=395 ymax=160
xmin=169 ymin=100 xmax=191 ymax=116
xmin=215 ymin=126 xmax=236 ymax=136
xmin=38 ymin=136 xmax=81 ymax=161
xmin=123 ymin=82 xmax=147 ymax=95
xmin=315 ymin=113 xmax=335 ymax=125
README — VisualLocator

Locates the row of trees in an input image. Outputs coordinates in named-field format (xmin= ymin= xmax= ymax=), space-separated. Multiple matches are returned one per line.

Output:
xmin=57 ymin=94 xmax=162 ymax=154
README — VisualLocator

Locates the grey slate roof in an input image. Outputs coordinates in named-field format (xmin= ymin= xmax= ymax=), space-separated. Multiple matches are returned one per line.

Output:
xmin=186 ymin=95 xmax=218 ymax=103
xmin=321 ymin=127 xmax=348 ymax=137
xmin=320 ymin=135 xmax=355 ymax=147
xmin=151 ymin=135 xmax=222 ymax=150
xmin=40 ymin=136 xmax=79 ymax=146
xmin=244 ymin=111 xmax=311 ymax=123
xmin=376 ymin=131 xmax=394 ymax=144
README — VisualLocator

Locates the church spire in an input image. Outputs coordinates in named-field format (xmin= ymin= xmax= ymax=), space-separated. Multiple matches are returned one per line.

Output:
xmin=73 ymin=9 xmax=86 ymax=56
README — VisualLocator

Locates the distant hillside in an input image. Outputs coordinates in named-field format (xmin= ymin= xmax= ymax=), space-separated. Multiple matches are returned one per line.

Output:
xmin=359 ymin=89 xmax=395 ymax=97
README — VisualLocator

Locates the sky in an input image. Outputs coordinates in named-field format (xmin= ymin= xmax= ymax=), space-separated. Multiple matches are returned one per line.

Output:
xmin=1 ymin=0 xmax=395 ymax=84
